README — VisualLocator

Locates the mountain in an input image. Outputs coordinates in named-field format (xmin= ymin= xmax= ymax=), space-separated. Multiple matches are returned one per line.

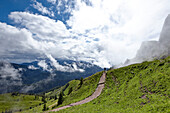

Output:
xmin=159 ymin=14 xmax=170 ymax=51
xmin=124 ymin=14 xmax=170 ymax=65
xmin=0 ymin=59 xmax=102 ymax=94
xmin=0 ymin=56 xmax=169 ymax=112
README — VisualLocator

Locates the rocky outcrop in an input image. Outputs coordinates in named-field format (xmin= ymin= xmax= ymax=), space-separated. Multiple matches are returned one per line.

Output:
xmin=159 ymin=14 xmax=170 ymax=54
xmin=135 ymin=41 xmax=167 ymax=61
xmin=124 ymin=14 xmax=170 ymax=65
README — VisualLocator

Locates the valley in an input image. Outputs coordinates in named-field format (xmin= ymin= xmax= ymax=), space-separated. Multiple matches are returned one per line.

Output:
xmin=0 ymin=56 xmax=169 ymax=113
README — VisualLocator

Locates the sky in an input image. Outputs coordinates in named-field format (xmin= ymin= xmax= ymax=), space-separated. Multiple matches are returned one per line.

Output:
xmin=0 ymin=0 xmax=170 ymax=68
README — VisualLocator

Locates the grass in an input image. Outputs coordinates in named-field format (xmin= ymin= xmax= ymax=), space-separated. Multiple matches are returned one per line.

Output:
xmin=1 ymin=56 xmax=169 ymax=113
xmin=0 ymin=93 xmax=42 ymax=112
xmin=52 ymin=56 xmax=170 ymax=113
xmin=19 ymin=71 xmax=103 ymax=113
xmin=50 ymin=71 xmax=103 ymax=108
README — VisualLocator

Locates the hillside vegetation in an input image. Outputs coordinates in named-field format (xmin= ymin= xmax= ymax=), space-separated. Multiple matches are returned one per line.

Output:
xmin=0 ymin=57 xmax=169 ymax=113
xmin=52 ymin=56 xmax=170 ymax=113
xmin=20 ymin=71 xmax=103 ymax=112
xmin=0 ymin=93 xmax=42 ymax=112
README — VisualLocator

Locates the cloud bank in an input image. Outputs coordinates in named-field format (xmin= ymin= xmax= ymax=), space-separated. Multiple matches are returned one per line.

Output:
xmin=0 ymin=0 xmax=170 ymax=68
xmin=0 ymin=62 xmax=22 ymax=93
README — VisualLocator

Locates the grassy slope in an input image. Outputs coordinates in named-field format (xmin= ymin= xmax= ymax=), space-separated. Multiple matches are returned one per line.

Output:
xmin=21 ymin=71 xmax=103 ymax=113
xmin=54 ymin=56 xmax=170 ymax=113
xmin=59 ymin=71 xmax=103 ymax=106
xmin=0 ymin=93 xmax=42 ymax=112
xmin=45 ymin=79 xmax=80 ymax=98
xmin=1 ymin=57 xmax=169 ymax=113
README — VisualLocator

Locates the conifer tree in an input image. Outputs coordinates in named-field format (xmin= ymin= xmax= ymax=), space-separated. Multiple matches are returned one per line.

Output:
xmin=54 ymin=95 xmax=57 ymax=100
xmin=68 ymin=87 xmax=73 ymax=95
xmin=80 ymin=77 xmax=83 ymax=86
xmin=78 ymin=77 xmax=83 ymax=89
xmin=42 ymin=103 xmax=47 ymax=111
xmin=42 ymin=95 xmax=46 ymax=103
xmin=58 ymin=91 xmax=64 ymax=105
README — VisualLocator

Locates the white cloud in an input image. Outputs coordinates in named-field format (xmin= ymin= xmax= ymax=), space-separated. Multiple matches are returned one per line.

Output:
xmin=66 ymin=0 xmax=170 ymax=66
xmin=0 ymin=21 xmax=60 ymax=63
xmin=47 ymin=0 xmax=56 ymax=4
xmin=1 ymin=0 xmax=170 ymax=68
xmin=38 ymin=60 xmax=49 ymax=71
xmin=0 ymin=62 xmax=22 ymax=92
xmin=72 ymin=62 xmax=85 ymax=72
xmin=9 ymin=12 xmax=69 ymax=41
xmin=0 ymin=22 xmax=41 ymax=60
xmin=46 ymin=54 xmax=84 ymax=72
xmin=28 ymin=65 xmax=38 ymax=70
xmin=32 ymin=0 xmax=54 ymax=16
xmin=0 ymin=62 xmax=21 ymax=81
xmin=8 ymin=12 xmax=74 ymax=60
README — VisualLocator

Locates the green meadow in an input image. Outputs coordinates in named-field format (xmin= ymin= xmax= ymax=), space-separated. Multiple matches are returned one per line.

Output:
xmin=0 ymin=56 xmax=169 ymax=113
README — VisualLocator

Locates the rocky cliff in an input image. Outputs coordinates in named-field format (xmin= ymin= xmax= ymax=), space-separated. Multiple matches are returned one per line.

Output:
xmin=159 ymin=14 xmax=170 ymax=54
xmin=124 ymin=14 xmax=170 ymax=65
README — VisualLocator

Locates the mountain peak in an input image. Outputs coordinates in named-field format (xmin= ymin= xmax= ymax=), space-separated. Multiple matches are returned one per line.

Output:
xmin=159 ymin=15 xmax=170 ymax=52
xmin=124 ymin=14 xmax=170 ymax=65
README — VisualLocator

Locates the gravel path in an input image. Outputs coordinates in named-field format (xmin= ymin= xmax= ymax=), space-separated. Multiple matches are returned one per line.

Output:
xmin=49 ymin=72 xmax=106 ymax=112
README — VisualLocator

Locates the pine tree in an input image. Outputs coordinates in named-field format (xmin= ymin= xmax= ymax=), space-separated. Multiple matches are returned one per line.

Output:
xmin=42 ymin=95 xmax=46 ymax=103
xmin=54 ymin=95 xmax=57 ymax=100
xmin=34 ymin=95 xmax=39 ymax=100
xmin=68 ymin=87 xmax=73 ymax=95
xmin=78 ymin=77 xmax=83 ymax=89
xmin=42 ymin=103 xmax=47 ymax=111
xmin=58 ymin=91 xmax=64 ymax=105
xmin=80 ymin=77 xmax=83 ymax=85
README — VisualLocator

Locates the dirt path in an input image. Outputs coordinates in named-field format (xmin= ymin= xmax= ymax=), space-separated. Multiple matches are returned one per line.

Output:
xmin=49 ymin=72 xmax=106 ymax=112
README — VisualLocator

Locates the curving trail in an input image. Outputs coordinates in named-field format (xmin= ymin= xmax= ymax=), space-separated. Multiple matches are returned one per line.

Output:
xmin=49 ymin=72 xmax=106 ymax=112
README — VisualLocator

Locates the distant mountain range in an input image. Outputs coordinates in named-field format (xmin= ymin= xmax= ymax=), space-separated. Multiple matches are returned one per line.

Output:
xmin=0 ymin=59 xmax=102 ymax=94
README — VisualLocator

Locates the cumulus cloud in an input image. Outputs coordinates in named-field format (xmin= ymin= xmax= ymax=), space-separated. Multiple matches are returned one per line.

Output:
xmin=0 ymin=20 xmax=61 ymax=63
xmin=0 ymin=22 xmax=41 ymax=61
xmin=9 ymin=12 xmax=69 ymax=40
xmin=1 ymin=0 xmax=170 ymax=68
xmin=66 ymin=0 xmax=170 ymax=66
xmin=32 ymin=0 xmax=54 ymax=16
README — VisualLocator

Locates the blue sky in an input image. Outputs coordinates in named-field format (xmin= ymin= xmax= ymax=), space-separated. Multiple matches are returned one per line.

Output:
xmin=0 ymin=0 xmax=170 ymax=68
xmin=0 ymin=0 xmax=72 ymax=27
xmin=0 ymin=0 xmax=30 ymax=23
